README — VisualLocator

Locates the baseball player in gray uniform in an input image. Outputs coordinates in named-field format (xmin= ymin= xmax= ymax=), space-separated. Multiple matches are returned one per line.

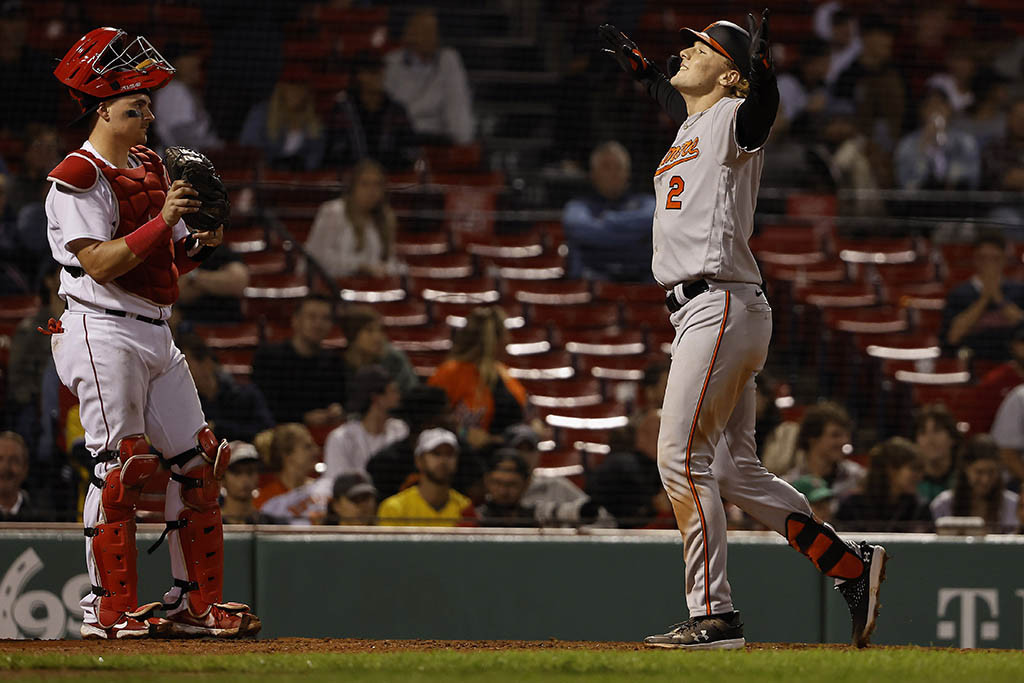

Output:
xmin=600 ymin=11 xmax=887 ymax=649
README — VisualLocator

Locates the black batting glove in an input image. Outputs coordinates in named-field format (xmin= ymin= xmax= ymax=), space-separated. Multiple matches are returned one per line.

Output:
xmin=666 ymin=55 xmax=681 ymax=78
xmin=598 ymin=23 xmax=652 ymax=80
xmin=747 ymin=9 xmax=773 ymax=79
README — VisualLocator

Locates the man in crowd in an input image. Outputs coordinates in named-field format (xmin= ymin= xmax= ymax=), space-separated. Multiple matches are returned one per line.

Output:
xmin=179 ymin=334 xmax=274 ymax=443
xmin=562 ymin=141 xmax=656 ymax=282
xmin=219 ymin=441 xmax=268 ymax=525
xmin=992 ymin=384 xmax=1024 ymax=485
xmin=940 ymin=231 xmax=1024 ymax=363
xmin=475 ymin=450 xmax=536 ymax=527
xmin=252 ymin=295 xmax=346 ymax=425
xmin=0 ymin=431 xmax=46 ymax=521
xmin=377 ymin=428 xmax=471 ymax=526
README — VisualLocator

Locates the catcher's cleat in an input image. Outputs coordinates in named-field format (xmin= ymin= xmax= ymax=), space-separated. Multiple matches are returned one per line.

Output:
xmin=164 ymin=603 xmax=261 ymax=639
xmin=81 ymin=613 xmax=168 ymax=640
xmin=835 ymin=542 xmax=888 ymax=648
xmin=644 ymin=611 xmax=745 ymax=650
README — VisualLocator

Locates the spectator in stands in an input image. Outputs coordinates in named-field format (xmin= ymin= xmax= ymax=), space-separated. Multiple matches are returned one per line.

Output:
xmin=366 ymin=384 xmax=452 ymax=500
xmin=587 ymin=409 xmax=664 ymax=528
xmin=323 ymin=472 xmax=378 ymax=525
xmin=254 ymin=423 xmax=321 ymax=516
xmin=0 ymin=431 xmax=44 ymax=521
xmin=240 ymin=63 xmax=326 ymax=171
xmin=991 ymin=383 xmax=1024 ymax=485
xmin=0 ymin=2 xmax=58 ymax=134
xmin=175 ymin=245 xmax=250 ymax=324
xmin=956 ymin=69 xmax=1009 ymax=153
xmin=339 ymin=305 xmax=419 ymax=395
xmin=562 ymin=141 xmax=656 ymax=282
xmin=384 ymin=8 xmax=475 ymax=145
xmin=179 ymin=334 xmax=274 ymax=444
xmin=327 ymin=50 xmax=415 ymax=171
xmin=791 ymin=475 xmax=837 ymax=524
xmin=251 ymin=295 xmax=347 ymax=425
xmin=894 ymin=88 xmax=981 ymax=191
xmin=776 ymin=401 xmax=865 ymax=500
xmin=429 ymin=307 xmax=529 ymax=449
xmin=925 ymin=44 xmax=979 ymax=115
xmin=377 ymin=428 xmax=471 ymax=526
xmin=912 ymin=403 xmax=959 ymax=504
xmin=306 ymin=159 xmax=399 ymax=278
xmin=153 ymin=42 xmax=222 ymax=152
xmin=813 ymin=4 xmax=860 ymax=87
xmin=755 ymin=373 xmax=798 ymax=467
xmin=474 ymin=450 xmax=536 ymax=527
xmin=322 ymin=365 xmax=408 ymax=481
xmin=982 ymin=97 xmax=1024 ymax=194
xmin=835 ymin=437 xmax=931 ymax=532
xmin=833 ymin=15 xmax=907 ymax=155
xmin=931 ymin=434 xmax=1020 ymax=534
xmin=219 ymin=441 xmax=270 ymax=525
xmin=7 ymin=266 xmax=62 ymax=452
xmin=9 ymin=126 xmax=61 ymax=215
xmin=0 ymin=173 xmax=33 ymax=294
xmin=775 ymin=39 xmax=834 ymax=140
xmin=939 ymin=231 xmax=1024 ymax=363
xmin=970 ymin=326 xmax=1024 ymax=433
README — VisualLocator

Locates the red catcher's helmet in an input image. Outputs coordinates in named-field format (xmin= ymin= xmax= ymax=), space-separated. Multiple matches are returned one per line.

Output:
xmin=54 ymin=27 xmax=175 ymax=118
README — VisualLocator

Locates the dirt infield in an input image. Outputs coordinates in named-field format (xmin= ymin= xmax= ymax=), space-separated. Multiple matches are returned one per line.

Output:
xmin=0 ymin=638 xmax=991 ymax=655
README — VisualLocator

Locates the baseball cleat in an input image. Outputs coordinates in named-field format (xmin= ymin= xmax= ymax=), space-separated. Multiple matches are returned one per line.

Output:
xmin=164 ymin=603 xmax=260 ymax=638
xmin=643 ymin=611 xmax=745 ymax=650
xmin=81 ymin=615 xmax=167 ymax=640
xmin=835 ymin=542 xmax=888 ymax=648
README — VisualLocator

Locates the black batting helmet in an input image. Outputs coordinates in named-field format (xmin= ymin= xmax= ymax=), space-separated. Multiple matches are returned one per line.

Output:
xmin=679 ymin=21 xmax=751 ymax=78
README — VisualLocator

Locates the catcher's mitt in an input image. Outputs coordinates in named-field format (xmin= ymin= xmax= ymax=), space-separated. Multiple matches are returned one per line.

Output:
xmin=164 ymin=146 xmax=230 ymax=232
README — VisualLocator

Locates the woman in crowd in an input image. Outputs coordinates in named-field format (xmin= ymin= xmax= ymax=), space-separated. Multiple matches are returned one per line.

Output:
xmin=931 ymin=434 xmax=1021 ymax=533
xmin=339 ymin=305 xmax=419 ymax=394
xmin=306 ymin=159 xmax=398 ymax=278
xmin=240 ymin=64 xmax=326 ymax=170
xmin=428 ymin=307 xmax=529 ymax=449
xmin=835 ymin=437 xmax=931 ymax=532
xmin=912 ymin=403 xmax=959 ymax=503
xmin=254 ymin=423 xmax=319 ymax=509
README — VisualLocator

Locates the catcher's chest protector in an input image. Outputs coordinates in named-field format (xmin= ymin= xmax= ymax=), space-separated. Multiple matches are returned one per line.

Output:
xmin=73 ymin=146 xmax=179 ymax=305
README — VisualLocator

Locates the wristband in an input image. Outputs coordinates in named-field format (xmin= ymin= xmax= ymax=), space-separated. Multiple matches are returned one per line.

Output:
xmin=124 ymin=214 xmax=171 ymax=259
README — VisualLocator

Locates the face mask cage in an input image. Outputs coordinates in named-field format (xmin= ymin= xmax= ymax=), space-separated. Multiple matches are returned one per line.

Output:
xmin=92 ymin=31 xmax=175 ymax=77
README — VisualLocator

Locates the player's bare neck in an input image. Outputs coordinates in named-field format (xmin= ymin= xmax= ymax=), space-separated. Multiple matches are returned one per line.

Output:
xmin=681 ymin=90 xmax=726 ymax=117
xmin=88 ymin=128 xmax=132 ymax=168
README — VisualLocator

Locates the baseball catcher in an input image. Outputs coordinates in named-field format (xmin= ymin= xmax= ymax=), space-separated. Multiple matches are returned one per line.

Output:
xmin=47 ymin=26 xmax=259 ymax=639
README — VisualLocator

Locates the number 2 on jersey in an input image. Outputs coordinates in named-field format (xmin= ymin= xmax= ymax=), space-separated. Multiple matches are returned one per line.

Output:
xmin=665 ymin=176 xmax=685 ymax=209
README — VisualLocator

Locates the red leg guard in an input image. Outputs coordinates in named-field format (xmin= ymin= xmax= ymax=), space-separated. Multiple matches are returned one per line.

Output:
xmin=175 ymin=461 xmax=225 ymax=615
xmin=196 ymin=427 xmax=231 ymax=480
xmin=90 ymin=436 xmax=162 ymax=628
xmin=785 ymin=513 xmax=864 ymax=580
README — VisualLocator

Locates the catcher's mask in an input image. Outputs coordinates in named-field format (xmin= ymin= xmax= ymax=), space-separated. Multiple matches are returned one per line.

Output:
xmin=54 ymin=27 xmax=175 ymax=124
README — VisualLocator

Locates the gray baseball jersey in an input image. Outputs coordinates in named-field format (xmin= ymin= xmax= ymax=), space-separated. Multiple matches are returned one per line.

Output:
xmin=651 ymin=96 xmax=763 ymax=288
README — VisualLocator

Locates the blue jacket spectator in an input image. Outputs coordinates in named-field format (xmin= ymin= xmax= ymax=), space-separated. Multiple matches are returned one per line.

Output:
xmin=563 ymin=141 xmax=655 ymax=282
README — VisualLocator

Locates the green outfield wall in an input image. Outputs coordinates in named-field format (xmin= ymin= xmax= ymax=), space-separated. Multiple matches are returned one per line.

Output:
xmin=1 ymin=526 xmax=1022 ymax=649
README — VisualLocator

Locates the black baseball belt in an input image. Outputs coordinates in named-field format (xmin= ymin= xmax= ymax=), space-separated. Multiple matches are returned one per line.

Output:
xmin=665 ymin=279 xmax=710 ymax=313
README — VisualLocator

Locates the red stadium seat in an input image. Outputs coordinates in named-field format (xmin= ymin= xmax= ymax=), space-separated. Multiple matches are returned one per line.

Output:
xmin=530 ymin=302 xmax=620 ymax=331
xmin=242 ymin=250 xmax=289 ymax=276
xmin=795 ymin=282 xmax=877 ymax=308
xmin=192 ymin=322 xmax=262 ymax=349
xmin=592 ymin=281 xmax=664 ymax=304
xmin=521 ymin=378 xmax=603 ymax=409
xmin=507 ymin=279 xmax=591 ymax=305
xmin=375 ymin=300 xmax=429 ymax=328
xmin=0 ymin=295 xmax=39 ymax=321
xmin=242 ymin=274 xmax=311 ymax=321
xmin=874 ymin=261 xmax=939 ymax=288
xmin=836 ymin=238 xmax=919 ymax=265
xmin=405 ymin=252 xmax=475 ymax=279
xmin=622 ymin=302 xmax=669 ymax=330
xmin=337 ymin=275 xmax=406 ymax=303
xmin=762 ymin=259 xmax=848 ymax=284
xmin=823 ymin=307 xmax=909 ymax=335
xmin=394 ymin=232 xmax=450 ymax=256
xmin=434 ymin=302 xmax=525 ymax=329
xmin=489 ymin=253 xmax=566 ymax=280
xmin=505 ymin=351 xmax=574 ymax=380
xmin=406 ymin=350 xmax=450 ymax=377
xmin=750 ymin=225 xmax=830 ymax=266
xmin=225 ymin=227 xmax=268 ymax=254
xmin=387 ymin=325 xmax=453 ymax=353
xmin=217 ymin=348 xmax=255 ymax=379
xmin=465 ymin=232 xmax=544 ymax=259
xmin=577 ymin=354 xmax=658 ymax=382
xmin=505 ymin=327 xmax=551 ymax=356
xmin=562 ymin=330 xmax=646 ymax=356
xmin=410 ymin=277 xmax=500 ymax=305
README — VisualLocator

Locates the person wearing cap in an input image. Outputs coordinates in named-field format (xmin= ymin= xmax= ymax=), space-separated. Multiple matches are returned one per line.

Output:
xmin=219 ymin=441 xmax=271 ymax=525
xmin=323 ymin=472 xmax=378 ymax=526
xmin=790 ymin=475 xmax=837 ymax=524
xmin=377 ymin=428 xmax=472 ymax=527
xmin=239 ymin=62 xmax=326 ymax=171
xmin=600 ymin=13 xmax=887 ymax=649
xmin=474 ymin=450 xmax=536 ymax=527
xmin=322 ymin=365 xmax=407 ymax=482
xmin=326 ymin=50 xmax=415 ymax=171
xmin=340 ymin=305 xmax=419 ymax=395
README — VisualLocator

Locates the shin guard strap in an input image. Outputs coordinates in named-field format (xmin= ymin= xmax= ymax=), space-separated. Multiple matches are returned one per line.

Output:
xmin=147 ymin=519 xmax=188 ymax=555
xmin=785 ymin=512 xmax=864 ymax=580
xmin=161 ymin=578 xmax=200 ymax=611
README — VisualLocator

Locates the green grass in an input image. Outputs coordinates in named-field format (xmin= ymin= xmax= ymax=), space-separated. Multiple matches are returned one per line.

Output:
xmin=3 ymin=649 xmax=1023 ymax=683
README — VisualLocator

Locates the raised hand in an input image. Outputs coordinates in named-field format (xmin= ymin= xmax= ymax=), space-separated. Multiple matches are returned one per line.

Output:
xmin=747 ymin=9 xmax=773 ymax=76
xmin=598 ymin=23 xmax=651 ymax=80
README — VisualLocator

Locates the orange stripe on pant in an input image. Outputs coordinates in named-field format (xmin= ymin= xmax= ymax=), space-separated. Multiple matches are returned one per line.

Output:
xmin=683 ymin=291 xmax=730 ymax=616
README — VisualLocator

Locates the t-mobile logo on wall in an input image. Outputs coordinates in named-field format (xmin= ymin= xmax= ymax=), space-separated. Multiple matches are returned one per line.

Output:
xmin=936 ymin=588 xmax=1024 ymax=649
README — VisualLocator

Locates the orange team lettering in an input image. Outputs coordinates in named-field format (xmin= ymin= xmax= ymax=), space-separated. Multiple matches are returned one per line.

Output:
xmin=655 ymin=137 xmax=700 ymax=176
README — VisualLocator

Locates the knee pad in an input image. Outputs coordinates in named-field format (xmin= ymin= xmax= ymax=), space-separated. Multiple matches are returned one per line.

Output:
xmin=785 ymin=512 xmax=864 ymax=580
xmin=196 ymin=426 xmax=231 ymax=480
